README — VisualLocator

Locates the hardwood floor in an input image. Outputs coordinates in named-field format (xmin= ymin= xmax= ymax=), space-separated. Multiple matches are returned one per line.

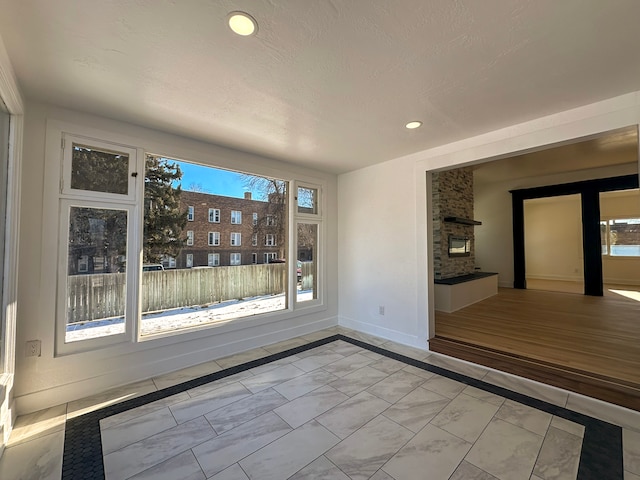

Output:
xmin=433 ymin=285 xmax=640 ymax=411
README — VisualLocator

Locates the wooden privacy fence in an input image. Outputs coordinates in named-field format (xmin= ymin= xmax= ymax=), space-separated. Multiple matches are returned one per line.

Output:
xmin=67 ymin=263 xmax=287 ymax=324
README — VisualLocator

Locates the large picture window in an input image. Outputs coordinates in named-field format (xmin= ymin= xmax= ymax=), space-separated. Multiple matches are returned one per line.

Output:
xmin=53 ymin=131 xmax=323 ymax=352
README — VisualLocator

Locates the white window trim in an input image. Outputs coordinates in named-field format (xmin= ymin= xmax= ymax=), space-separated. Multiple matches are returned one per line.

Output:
xmin=231 ymin=232 xmax=241 ymax=246
xmin=231 ymin=210 xmax=242 ymax=224
xmin=186 ymin=230 xmax=194 ymax=246
xmin=186 ymin=253 xmax=194 ymax=268
xmin=230 ymin=253 xmax=241 ymax=265
xmin=209 ymin=208 xmax=220 ymax=223
xmin=208 ymin=253 xmax=220 ymax=267
xmin=265 ymin=233 xmax=276 ymax=246
xmin=208 ymin=231 xmax=220 ymax=246
xmin=42 ymin=120 xmax=329 ymax=358
xmin=187 ymin=206 xmax=194 ymax=221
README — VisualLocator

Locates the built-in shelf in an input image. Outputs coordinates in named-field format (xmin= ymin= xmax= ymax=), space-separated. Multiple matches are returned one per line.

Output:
xmin=443 ymin=216 xmax=482 ymax=226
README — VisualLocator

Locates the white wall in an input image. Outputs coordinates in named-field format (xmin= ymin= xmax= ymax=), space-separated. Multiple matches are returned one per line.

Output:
xmin=15 ymin=101 xmax=339 ymax=414
xmin=338 ymin=92 xmax=640 ymax=346
xmin=338 ymin=158 xmax=424 ymax=347
xmin=524 ymin=195 xmax=583 ymax=281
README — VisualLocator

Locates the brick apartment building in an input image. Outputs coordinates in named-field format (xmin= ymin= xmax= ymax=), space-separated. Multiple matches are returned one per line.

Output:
xmin=164 ymin=190 xmax=285 ymax=269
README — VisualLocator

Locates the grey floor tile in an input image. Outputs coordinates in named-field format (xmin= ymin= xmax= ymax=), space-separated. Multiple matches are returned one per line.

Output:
xmin=239 ymin=363 xmax=306 ymax=393
xmin=550 ymin=416 xmax=584 ymax=439
xmin=274 ymin=368 xmax=339 ymax=400
xmin=323 ymin=353 xmax=374 ymax=377
xmin=67 ymin=379 xmax=158 ymax=419
xmin=329 ymin=366 xmax=389 ymax=396
xmin=380 ymin=341 xmax=430 ymax=361
xmin=533 ymin=426 xmax=582 ymax=480
xmin=208 ymin=464 xmax=250 ymax=480
xmin=100 ymin=391 xmax=189 ymax=430
xmin=193 ymin=412 xmax=291 ymax=477
xmin=366 ymin=370 xmax=425 ymax=403
xmin=187 ymin=371 xmax=254 ymax=398
xmin=328 ymin=341 xmax=367 ymax=356
xmin=466 ymin=418 xmax=544 ymax=480
xmin=101 ymin=406 xmax=177 ymax=454
xmin=624 ymin=428 xmax=640 ymax=475
xmin=382 ymin=424 xmax=471 ymax=480
xmin=247 ymin=355 xmax=301 ymax=376
xmin=316 ymin=391 xmax=391 ymax=439
xmin=326 ymin=415 xmax=414 ymax=480
xmin=450 ymin=461 xmax=499 ymax=480
xmin=420 ymin=374 xmax=466 ymax=399
xmin=239 ymin=420 xmax=340 ymax=480
xmin=292 ymin=352 xmax=346 ymax=372
xmin=262 ymin=337 xmax=309 ymax=354
xmin=289 ymin=456 xmax=351 ymax=479
xmin=496 ymin=400 xmax=552 ymax=436
xmin=0 ymin=430 xmax=64 ymax=480
xmin=128 ymin=450 xmax=205 ymax=480
xmin=205 ymin=388 xmax=288 ymax=434
xmin=462 ymin=385 xmax=505 ymax=406
xmin=625 ymin=471 xmax=640 ymax=480
xmin=402 ymin=364 xmax=435 ymax=380
xmin=152 ymin=360 xmax=222 ymax=390
xmin=484 ymin=371 xmax=568 ymax=408
xmin=368 ymin=357 xmax=407 ymax=375
xmin=7 ymin=404 xmax=67 ymax=447
xmin=170 ymin=382 xmax=252 ymax=424
xmin=382 ymin=387 xmax=450 ymax=433
xmin=432 ymin=393 xmax=501 ymax=443
xmin=215 ymin=347 xmax=272 ymax=370
xmin=369 ymin=470 xmax=396 ymax=479
xmin=273 ymin=385 xmax=349 ymax=428
xmin=103 ymin=416 xmax=215 ymax=480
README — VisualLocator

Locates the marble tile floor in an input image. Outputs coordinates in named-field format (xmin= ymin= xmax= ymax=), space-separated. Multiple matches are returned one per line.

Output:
xmin=0 ymin=326 xmax=637 ymax=480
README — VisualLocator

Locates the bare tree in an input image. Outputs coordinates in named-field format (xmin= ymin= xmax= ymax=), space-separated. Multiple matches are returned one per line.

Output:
xmin=242 ymin=175 xmax=288 ymax=259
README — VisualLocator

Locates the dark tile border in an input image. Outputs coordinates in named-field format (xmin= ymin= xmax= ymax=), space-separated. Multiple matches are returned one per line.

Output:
xmin=61 ymin=334 xmax=623 ymax=479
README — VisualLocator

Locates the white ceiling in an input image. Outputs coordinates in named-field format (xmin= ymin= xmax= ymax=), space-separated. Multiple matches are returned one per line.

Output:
xmin=2 ymin=0 xmax=640 ymax=174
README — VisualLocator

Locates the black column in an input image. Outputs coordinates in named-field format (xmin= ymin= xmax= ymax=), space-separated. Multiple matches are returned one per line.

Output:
xmin=581 ymin=189 xmax=603 ymax=296
xmin=512 ymin=193 xmax=526 ymax=289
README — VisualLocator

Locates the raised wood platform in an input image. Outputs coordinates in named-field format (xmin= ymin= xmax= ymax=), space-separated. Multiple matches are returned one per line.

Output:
xmin=433 ymin=286 xmax=640 ymax=411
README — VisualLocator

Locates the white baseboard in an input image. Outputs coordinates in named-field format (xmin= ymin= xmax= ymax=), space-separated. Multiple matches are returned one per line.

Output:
xmin=526 ymin=274 xmax=583 ymax=282
xmin=338 ymin=315 xmax=427 ymax=350
xmin=15 ymin=316 xmax=338 ymax=415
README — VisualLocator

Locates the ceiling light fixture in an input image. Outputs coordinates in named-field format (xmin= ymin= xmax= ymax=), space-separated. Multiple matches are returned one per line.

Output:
xmin=228 ymin=11 xmax=258 ymax=36
xmin=405 ymin=121 xmax=422 ymax=129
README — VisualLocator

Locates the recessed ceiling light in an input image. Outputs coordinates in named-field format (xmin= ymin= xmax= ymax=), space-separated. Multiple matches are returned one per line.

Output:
xmin=405 ymin=121 xmax=422 ymax=129
xmin=228 ymin=11 xmax=258 ymax=36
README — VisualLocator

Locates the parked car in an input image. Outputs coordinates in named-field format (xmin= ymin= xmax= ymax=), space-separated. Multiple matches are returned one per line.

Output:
xmin=142 ymin=264 xmax=164 ymax=272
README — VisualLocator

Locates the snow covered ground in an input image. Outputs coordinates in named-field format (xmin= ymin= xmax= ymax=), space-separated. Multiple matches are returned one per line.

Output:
xmin=66 ymin=290 xmax=313 ymax=342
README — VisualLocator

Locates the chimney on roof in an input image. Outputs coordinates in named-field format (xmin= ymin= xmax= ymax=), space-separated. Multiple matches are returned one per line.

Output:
xmin=244 ymin=192 xmax=252 ymax=200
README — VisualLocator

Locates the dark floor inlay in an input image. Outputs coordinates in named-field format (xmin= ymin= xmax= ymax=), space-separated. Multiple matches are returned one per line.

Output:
xmin=61 ymin=334 xmax=623 ymax=480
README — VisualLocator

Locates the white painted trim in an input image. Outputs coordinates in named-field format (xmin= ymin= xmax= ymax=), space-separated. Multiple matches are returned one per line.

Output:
xmin=0 ymin=33 xmax=23 ymax=456
xmin=525 ymin=274 xmax=584 ymax=282
xmin=338 ymin=315 xmax=428 ymax=350
xmin=15 ymin=315 xmax=337 ymax=414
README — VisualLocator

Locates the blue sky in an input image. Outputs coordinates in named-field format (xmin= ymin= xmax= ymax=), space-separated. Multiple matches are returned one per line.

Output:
xmin=173 ymin=160 xmax=248 ymax=198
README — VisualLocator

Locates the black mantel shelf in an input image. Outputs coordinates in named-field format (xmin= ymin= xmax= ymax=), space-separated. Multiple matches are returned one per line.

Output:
xmin=443 ymin=216 xmax=482 ymax=226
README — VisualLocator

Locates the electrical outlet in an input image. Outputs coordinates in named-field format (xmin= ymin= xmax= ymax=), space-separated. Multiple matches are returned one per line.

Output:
xmin=379 ymin=306 xmax=385 ymax=315
xmin=25 ymin=340 xmax=41 ymax=357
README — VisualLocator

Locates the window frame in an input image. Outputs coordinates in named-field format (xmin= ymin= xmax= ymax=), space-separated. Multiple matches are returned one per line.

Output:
xmin=208 ymin=208 xmax=220 ymax=223
xmin=187 ymin=206 xmax=194 ymax=221
xmin=186 ymin=253 xmax=194 ymax=268
xmin=265 ymin=233 xmax=276 ymax=246
xmin=208 ymin=231 xmax=220 ymax=246
xmin=230 ymin=232 xmax=241 ymax=246
xmin=208 ymin=253 xmax=220 ymax=266
xmin=601 ymin=216 xmax=640 ymax=258
xmin=231 ymin=210 xmax=242 ymax=225
xmin=230 ymin=253 xmax=241 ymax=265
xmin=186 ymin=230 xmax=194 ymax=246
xmin=44 ymin=121 xmax=329 ymax=356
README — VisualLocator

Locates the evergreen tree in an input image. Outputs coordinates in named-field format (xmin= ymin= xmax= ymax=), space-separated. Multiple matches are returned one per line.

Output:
xmin=144 ymin=156 xmax=187 ymax=263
